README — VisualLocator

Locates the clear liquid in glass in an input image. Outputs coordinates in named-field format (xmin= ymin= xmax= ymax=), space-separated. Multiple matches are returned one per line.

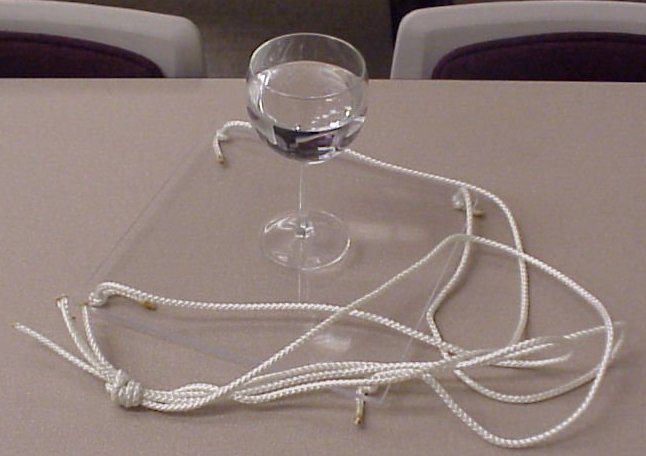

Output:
xmin=247 ymin=61 xmax=366 ymax=163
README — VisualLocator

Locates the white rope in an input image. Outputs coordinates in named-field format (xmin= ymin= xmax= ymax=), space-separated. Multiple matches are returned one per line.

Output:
xmin=14 ymin=121 xmax=623 ymax=448
xmin=212 ymin=120 xmax=253 ymax=163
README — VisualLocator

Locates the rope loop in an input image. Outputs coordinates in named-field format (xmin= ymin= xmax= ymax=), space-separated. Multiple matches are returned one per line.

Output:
xmin=14 ymin=121 xmax=623 ymax=449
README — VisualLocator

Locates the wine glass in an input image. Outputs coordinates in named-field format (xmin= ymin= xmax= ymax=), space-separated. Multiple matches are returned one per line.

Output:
xmin=246 ymin=33 xmax=368 ymax=270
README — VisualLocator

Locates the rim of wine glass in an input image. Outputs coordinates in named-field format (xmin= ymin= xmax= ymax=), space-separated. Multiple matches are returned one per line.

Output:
xmin=248 ymin=32 xmax=368 ymax=101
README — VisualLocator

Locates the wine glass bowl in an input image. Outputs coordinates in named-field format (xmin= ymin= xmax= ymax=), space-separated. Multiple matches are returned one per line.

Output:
xmin=246 ymin=33 xmax=368 ymax=270
xmin=247 ymin=33 xmax=368 ymax=163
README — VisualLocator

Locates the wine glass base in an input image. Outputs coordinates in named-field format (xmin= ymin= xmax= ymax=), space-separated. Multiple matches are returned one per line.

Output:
xmin=261 ymin=210 xmax=350 ymax=271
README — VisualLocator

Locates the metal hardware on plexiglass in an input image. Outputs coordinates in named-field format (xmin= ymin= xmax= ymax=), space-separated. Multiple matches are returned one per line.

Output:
xmin=15 ymin=121 xmax=623 ymax=449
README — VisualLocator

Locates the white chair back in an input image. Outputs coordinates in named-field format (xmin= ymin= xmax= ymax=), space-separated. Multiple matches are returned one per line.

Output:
xmin=0 ymin=0 xmax=205 ymax=77
xmin=391 ymin=1 xmax=646 ymax=79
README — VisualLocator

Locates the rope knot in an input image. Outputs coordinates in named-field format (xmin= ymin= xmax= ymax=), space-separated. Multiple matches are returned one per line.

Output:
xmin=107 ymin=370 xmax=143 ymax=408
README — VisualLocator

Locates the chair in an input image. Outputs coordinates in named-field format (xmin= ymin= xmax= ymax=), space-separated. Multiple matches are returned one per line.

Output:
xmin=0 ymin=0 xmax=205 ymax=77
xmin=389 ymin=0 xmax=453 ymax=39
xmin=391 ymin=1 xmax=646 ymax=81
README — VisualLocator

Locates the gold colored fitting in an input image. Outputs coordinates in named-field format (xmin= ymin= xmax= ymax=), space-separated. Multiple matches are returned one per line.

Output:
xmin=140 ymin=300 xmax=157 ymax=311
xmin=454 ymin=206 xmax=486 ymax=217
xmin=354 ymin=390 xmax=368 ymax=427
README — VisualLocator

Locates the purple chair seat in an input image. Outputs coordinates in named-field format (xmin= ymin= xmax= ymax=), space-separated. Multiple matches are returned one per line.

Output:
xmin=432 ymin=32 xmax=646 ymax=82
xmin=0 ymin=31 xmax=164 ymax=78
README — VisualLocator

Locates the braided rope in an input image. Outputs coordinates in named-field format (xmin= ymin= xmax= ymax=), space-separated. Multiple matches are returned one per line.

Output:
xmin=15 ymin=121 xmax=622 ymax=448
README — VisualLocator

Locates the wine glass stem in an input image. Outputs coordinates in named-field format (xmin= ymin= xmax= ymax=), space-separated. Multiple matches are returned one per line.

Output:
xmin=298 ymin=162 xmax=305 ymax=214
xmin=296 ymin=162 xmax=313 ymax=239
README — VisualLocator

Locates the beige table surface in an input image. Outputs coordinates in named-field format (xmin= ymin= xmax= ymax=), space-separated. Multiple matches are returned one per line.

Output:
xmin=1 ymin=79 xmax=644 ymax=455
